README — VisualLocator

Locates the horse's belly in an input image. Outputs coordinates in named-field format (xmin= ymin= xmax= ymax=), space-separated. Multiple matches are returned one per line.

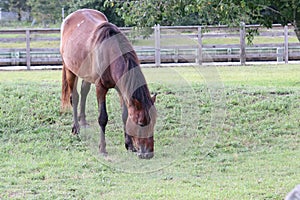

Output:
xmin=73 ymin=60 xmax=98 ymax=84
xmin=77 ymin=64 xmax=99 ymax=83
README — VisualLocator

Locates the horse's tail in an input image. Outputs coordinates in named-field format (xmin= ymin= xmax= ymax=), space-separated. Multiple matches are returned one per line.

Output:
xmin=61 ymin=63 xmax=71 ymax=112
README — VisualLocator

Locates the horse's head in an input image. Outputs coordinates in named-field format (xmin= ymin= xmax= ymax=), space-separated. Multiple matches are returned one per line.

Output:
xmin=125 ymin=94 xmax=157 ymax=159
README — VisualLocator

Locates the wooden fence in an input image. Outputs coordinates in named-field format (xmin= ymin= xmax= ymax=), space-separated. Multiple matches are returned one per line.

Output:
xmin=0 ymin=28 xmax=61 ymax=69
xmin=0 ymin=24 xmax=299 ymax=69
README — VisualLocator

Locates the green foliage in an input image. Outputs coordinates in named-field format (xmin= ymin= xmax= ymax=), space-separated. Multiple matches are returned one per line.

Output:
xmin=105 ymin=0 xmax=208 ymax=27
xmin=2 ymin=0 xmax=300 ymax=41
xmin=105 ymin=0 xmax=300 ymax=41
xmin=2 ymin=0 xmax=124 ymax=27
xmin=246 ymin=28 xmax=259 ymax=45
xmin=65 ymin=0 xmax=124 ymax=26
xmin=209 ymin=0 xmax=300 ymax=41
xmin=105 ymin=0 xmax=262 ymax=27
xmin=261 ymin=0 xmax=300 ymax=40
xmin=0 ymin=0 xmax=10 ymax=11
xmin=2 ymin=0 xmax=30 ymax=21
xmin=214 ymin=0 xmax=300 ymax=29
xmin=27 ymin=0 xmax=67 ymax=25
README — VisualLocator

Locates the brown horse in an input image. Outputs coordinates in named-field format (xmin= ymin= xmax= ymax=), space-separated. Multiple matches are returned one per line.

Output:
xmin=60 ymin=9 xmax=157 ymax=159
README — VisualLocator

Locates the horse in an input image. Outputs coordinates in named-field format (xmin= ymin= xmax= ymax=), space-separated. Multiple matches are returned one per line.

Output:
xmin=60 ymin=9 xmax=157 ymax=159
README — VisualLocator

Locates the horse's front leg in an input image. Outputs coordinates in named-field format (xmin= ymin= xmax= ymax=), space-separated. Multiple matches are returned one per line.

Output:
xmin=121 ymin=100 xmax=135 ymax=152
xmin=96 ymin=83 xmax=108 ymax=155
xmin=79 ymin=80 xmax=91 ymax=127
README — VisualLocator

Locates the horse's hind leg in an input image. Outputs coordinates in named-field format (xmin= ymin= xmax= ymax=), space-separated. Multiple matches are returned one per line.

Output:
xmin=79 ymin=80 xmax=91 ymax=127
xmin=71 ymin=78 xmax=80 ymax=134
xmin=65 ymin=69 xmax=80 ymax=134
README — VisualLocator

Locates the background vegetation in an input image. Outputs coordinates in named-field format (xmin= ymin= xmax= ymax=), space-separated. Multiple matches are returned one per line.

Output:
xmin=1 ymin=0 xmax=300 ymax=41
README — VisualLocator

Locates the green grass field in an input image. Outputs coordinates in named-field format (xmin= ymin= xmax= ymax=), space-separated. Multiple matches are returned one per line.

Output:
xmin=0 ymin=65 xmax=299 ymax=199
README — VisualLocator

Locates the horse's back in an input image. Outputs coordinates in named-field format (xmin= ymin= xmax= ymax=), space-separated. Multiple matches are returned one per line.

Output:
xmin=61 ymin=9 xmax=107 ymax=34
xmin=60 ymin=9 xmax=108 ymax=82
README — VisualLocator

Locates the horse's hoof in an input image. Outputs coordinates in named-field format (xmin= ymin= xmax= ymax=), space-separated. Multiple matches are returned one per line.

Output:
xmin=72 ymin=124 xmax=80 ymax=135
xmin=100 ymin=151 xmax=108 ymax=157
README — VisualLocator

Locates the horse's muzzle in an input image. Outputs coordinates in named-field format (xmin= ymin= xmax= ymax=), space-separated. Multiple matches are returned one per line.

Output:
xmin=136 ymin=141 xmax=154 ymax=159
xmin=138 ymin=152 xmax=154 ymax=159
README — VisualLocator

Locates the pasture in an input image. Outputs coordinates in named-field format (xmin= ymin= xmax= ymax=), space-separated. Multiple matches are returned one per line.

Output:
xmin=0 ymin=64 xmax=299 ymax=199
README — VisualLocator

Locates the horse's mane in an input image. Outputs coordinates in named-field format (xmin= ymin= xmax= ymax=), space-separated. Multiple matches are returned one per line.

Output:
xmin=94 ymin=22 xmax=153 ymax=108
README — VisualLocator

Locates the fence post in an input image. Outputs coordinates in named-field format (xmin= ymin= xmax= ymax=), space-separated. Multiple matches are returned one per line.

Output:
xmin=197 ymin=26 xmax=203 ymax=65
xmin=227 ymin=48 xmax=232 ymax=62
xmin=284 ymin=25 xmax=289 ymax=64
xmin=26 ymin=29 xmax=31 ymax=70
xmin=240 ymin=22 xmax=246 ymax=65
xmin=62 ymin=7 xmax=65 ymax=21
xmin=154 ymin=24 xmax=161 ymax=67
xmin=277 ymin=47 xmax=284 ymax=62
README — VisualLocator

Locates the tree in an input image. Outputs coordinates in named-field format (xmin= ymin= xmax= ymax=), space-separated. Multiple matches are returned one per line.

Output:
xmin=211 ymin=0 xmax=300 ymax=41
xmin=106 ymin=0 xmax=300 ymax=41
xmin=27 ymin=0 xmax=67 ymax=25
xmin=0 ymin=1 xmax=10 ymax=11
xmin=65 ymin=0 xmax=124 ymax=26
xmin=8 ymin=0 xmax=29 ymax=21
xmin=105 ymin=0 xmax=209 ymax=27
xmin=262 ymin=1 xmax=300 ymax=41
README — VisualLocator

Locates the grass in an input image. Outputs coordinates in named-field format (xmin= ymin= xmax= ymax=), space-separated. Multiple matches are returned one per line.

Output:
xmin=0 ymin=64 xmax=300 ymax=199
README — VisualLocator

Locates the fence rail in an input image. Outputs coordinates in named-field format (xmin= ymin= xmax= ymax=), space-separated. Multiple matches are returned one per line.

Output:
xmin=0 ymin=24 xmax=299 ymax=69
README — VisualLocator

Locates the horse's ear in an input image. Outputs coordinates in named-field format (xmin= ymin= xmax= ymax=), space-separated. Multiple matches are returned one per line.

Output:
xmin=151 ymin=93 xmax=157 ymax=103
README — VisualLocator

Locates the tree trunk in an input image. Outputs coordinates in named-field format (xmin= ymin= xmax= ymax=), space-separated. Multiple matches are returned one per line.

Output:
xmin=294 ymin=19 xmax=300 ymax=42
xmin=17 ymin=12 xmax=21 ymax=21
xmin=294 ymin=6 xmax=300 ymax=42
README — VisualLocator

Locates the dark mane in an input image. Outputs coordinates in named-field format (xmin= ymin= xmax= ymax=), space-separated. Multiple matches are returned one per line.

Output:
xmin=94 ymin=22 xmax=121 ymax=44
xmin=95 ymin=22 xmax=153 ymax=108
